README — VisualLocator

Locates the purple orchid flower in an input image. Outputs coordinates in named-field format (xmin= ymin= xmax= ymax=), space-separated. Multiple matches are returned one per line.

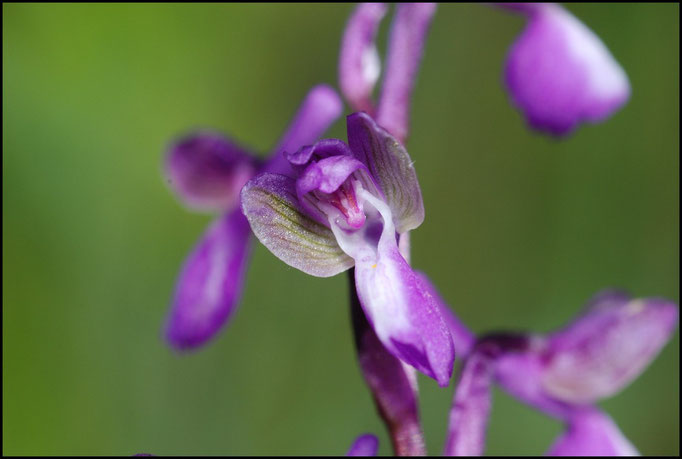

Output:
xmin=499 ymin=3 xmax=631 ymax=136
xmin=241 ymin=112 xmax=455 ymax=387
xmin=441 ymin=289 xmax=678 ymax=456
xmin=163 ymin=85 xmax=342 ymax=350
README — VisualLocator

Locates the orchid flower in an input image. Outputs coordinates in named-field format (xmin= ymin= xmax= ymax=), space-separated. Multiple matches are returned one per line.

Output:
xmin=241 ymin=112 xmax=455 ymax=387
xmin=498 ymin=3 xmax=631 ymax=136
xmin=163 ymin=85 xmax=342 ymax=350
xmin=441 ymin=289 xmax=678 ymax=456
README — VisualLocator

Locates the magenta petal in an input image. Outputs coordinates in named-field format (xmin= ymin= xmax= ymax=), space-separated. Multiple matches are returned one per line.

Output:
xmin=376 ymin=3 xmax=437 ymax=142
xmin=346 ymin=434 xmax=379 ymax=457
xmin=354 ymin=248 xmax=454 ymax=386
xmin=415 ymin=271 xmax=476 ymax=358
xmin=542 ymin=291 xmax=678 ymax=404
xmin=504 ymin=4 xmax=630 ymax=136
xmin=547 ymin=409 xmax=639 ymax=456
xmin=241 ymin=173 xmax=354 ymax=277
xmin=266 ymin=85 xmax=344 ymax=176
xmin=165 ymin=209 xmax=252 ymax=350
xmin=443 ymin=352 xmax=494 ymax=456
xmin=344 ymin=197 xmax=454 ymax=386
xmin=164 ymin=131 xmax=259 ymax=213
xmin=339 ymin=3 xmax=388 ymax=113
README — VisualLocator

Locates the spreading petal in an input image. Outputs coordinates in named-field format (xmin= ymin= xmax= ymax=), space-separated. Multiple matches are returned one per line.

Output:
xmin=335 ymin=189 xmax=453 ymax=386
xmin=346 ymin=434 xmax=379 ymax=457
xmin=547 ymin=409 xmax=639 ymax=456
xmin=339 ymin=3 xmax=388 ymax=113
xmin=241 ymin=173 xmax=353 ymax=277
xmin=443 ymin=352 xmax=494 ymax=456
xmin=376 ymin=3 xmax=437 ymax=143
xmin=347 ymin=112 xmax=425 ymax=233
xmin=164 ymin=131 xmax=259 ymax=213
xmin=165 ymin=209 xmax=252 ymax=350
xmin=541 ymin=290 xmax=678 ymax=404
xmin=266 ymin=85 xmax=344 ymax=176
xmin=503 ymin=4 xmax=630 ymax=136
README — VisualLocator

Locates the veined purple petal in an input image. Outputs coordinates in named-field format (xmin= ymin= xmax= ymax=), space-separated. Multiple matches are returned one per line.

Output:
xmin=541 ymin=291 xmax=678 ymax=404
xmin=376 ymin=3 xmax=437 ymax=143
xmin=339 ymin=3 xmax=388 ymax=113
xmin=266 ymin=85 xmax=344 ymax=176
xmin=443 ymin=352 xmax=494 ymax=456
xmin=165 ymin=209 xmax=252 ymax=350
xmin=240 ymin=173 xmax=354 ymax=277
xmin=346 ymin=434 xmax=379 ymax=457
xmin=164 ymin=131 xmax=259 ymax=213
xmin=347 ymin=112 xmax=425 ymax=234
xmin=415 ymin=271 xmax=476 ymax=358
xmin=503 ymin=4 xmax=630 ymax=136
xmin=336 ymin=190 xmax=454 ymax=386
xmin=547 ymin=409 xmax=639 ymax=456
xmin=350 ymin=278 xmax=426 ymax=456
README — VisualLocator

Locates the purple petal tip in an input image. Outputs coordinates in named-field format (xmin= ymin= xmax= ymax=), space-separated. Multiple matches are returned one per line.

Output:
xmin=164 ymin=131 xmax=259 ymax=213
xmin=504 ymin=4 xmax=630 ymax=136
xmin=164 ymin=210 xmax=252 ymax=351
xmin=542 ymin=291 xmax=678 ymax=403
xmin=346 ymin=434 xmax=379 ymax=457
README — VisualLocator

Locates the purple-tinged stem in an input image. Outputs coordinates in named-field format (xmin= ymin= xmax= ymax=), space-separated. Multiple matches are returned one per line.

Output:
xmin=444 ymin=334 xmax=530 ymax=456
xmin=348 ymin=269 xmax=427 ymax=456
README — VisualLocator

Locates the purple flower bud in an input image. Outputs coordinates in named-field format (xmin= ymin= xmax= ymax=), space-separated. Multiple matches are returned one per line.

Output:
xmin=547 ymin=409 xmax=639 ymax=456
xmin=165 ymin=132 xmax=259 ymax=213
xmin=165 ymin=210 xmax=252 ymax=350
xmin=339 ymin=3 xmax=388 ymax=113
xmin=376 ymin=3 xmax=437 ymax=143
xmin=502 ymin=4 xmax=630 ymax=136
xmin=346 ymin=434 xmax=379 ymax=456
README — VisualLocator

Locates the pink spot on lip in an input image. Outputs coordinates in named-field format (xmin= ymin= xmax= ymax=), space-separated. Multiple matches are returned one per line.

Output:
xmin=327 ymin=180 xmax=366 ymax=229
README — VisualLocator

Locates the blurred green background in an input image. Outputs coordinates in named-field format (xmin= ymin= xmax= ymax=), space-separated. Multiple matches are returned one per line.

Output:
xmin=3 ymin=3 xmax=679 ymax=456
